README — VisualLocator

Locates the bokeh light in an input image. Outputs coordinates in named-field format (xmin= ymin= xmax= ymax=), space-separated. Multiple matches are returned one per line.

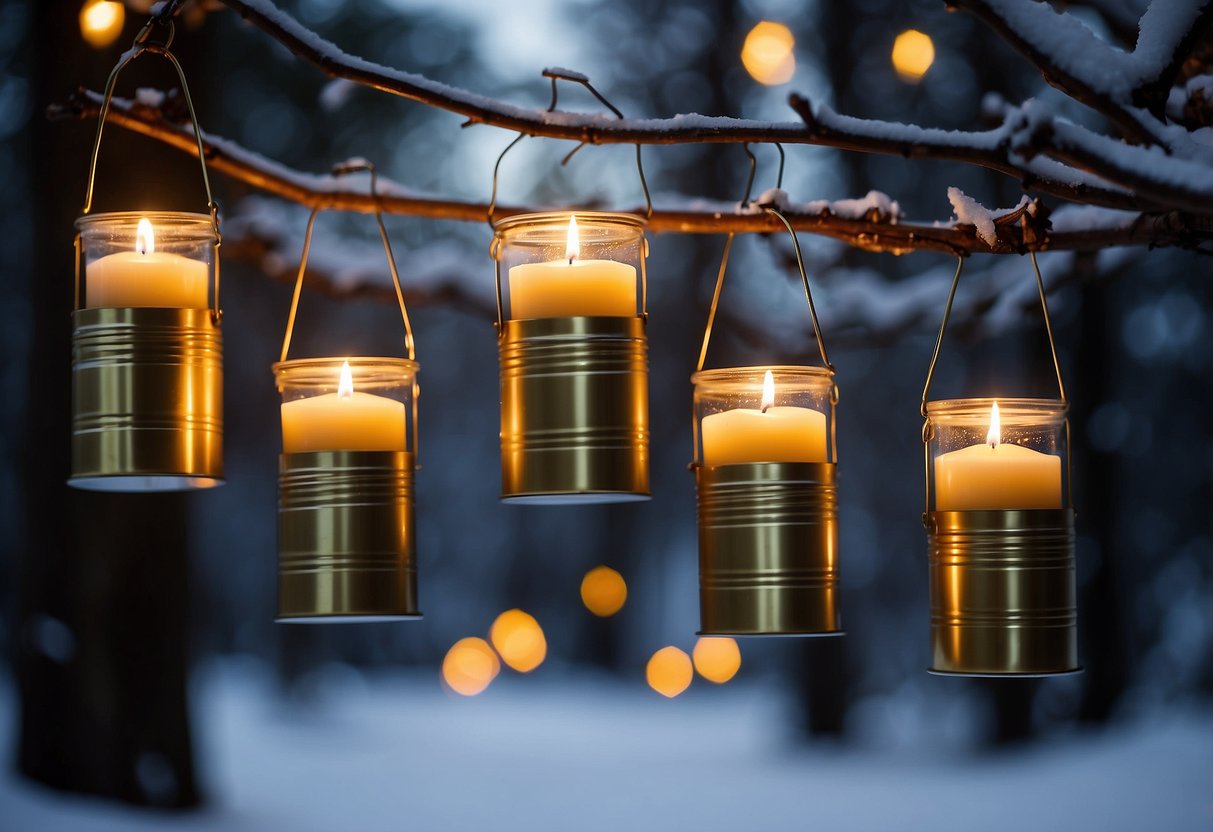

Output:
xmin=441 ymin=637 xmax=500 ymax=696
xmin=646 ymin=646 xmax=693 ymax=698
xmin=741 ymin=21 xmax=796 ymax=86
xmin=489 ymin=609 xmax=547 ymax=673
xmin=892 ymin=29 xmax=935 ymax=83
xmin=580 ymin=565 xmax=628 ymax=617
xmin=79 ymin=0 xmax=125 ymax=49
xmin=692 ymin=637 xmax=741 ymax=684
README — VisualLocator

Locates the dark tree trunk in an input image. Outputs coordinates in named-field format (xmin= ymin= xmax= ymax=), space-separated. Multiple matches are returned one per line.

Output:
xmin=13 ymin=2 xmax=204 ymax=808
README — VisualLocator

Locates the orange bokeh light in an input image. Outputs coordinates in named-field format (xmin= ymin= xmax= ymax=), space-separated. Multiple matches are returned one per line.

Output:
xmin=892 ymin=29 xmax=935 ymax=83
xmin=741 ymin=21 xmax=796 ymax=86
xmin=489 ymin=609 xmax=547 ymax=673
xmin=79 ymin=0 xmax=125 ymax=49
xmin=441 ymin=637 xmax=500 ymax=696
xmin=692 ymin=637 xmax=741 ymax=684
xmin=580 ymin=566 xmax=628 ymax=617
xmin=646 ymin=646 xmax=693 ymax=698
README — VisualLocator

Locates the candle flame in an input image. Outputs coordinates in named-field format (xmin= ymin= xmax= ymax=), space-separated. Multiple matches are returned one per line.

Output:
xmin=987 ymin=401 xmax=1000 ymax=449
xmin=135 ymin=217 xmax=155 ymax=255
xmin=565 ymin=215 xmax=579 ymax=264
xmin=761 ymin=370 xmax=775 ymax=413
xmin=338 ymin=360 xmax=354 ymax=398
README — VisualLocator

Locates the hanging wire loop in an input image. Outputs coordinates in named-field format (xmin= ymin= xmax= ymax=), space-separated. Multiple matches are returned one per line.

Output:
xmin=279 ymin=161 xmax=416 ymax=364
xmin=486 ymin=68 xmax=652 ymax=228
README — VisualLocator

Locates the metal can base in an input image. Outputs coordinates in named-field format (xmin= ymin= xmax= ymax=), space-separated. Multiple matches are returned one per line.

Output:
xmin=500 ymin=316 xmax=649 ymax=502
xmin=927 ymin=508 xmax=1078 ymax=676
xmin=927 ymin=667 xmax=1083 ymax=678
xmin=69 ymin=474 xmax=223 ymax=492
xmin=278 ymin=451 xmax=420 ymax=621
xmin=278 ymin=614 xmax=423 ymax=624
xmin=697 ymin=462 xmax=841 ymax=637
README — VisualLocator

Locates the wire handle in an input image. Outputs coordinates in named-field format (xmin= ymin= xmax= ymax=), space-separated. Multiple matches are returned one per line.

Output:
xmin=696 ymin=144 xmax=831 ymax=375
xmin=486 ymin=68 xmax=652 ymax=226
xmin=919 ymin=249 xmax=1066 ymax=415
xmin=81 ymin=7 xmax=222 ymax=315
xmin=279 ymin=161 xmax=415 ymax=364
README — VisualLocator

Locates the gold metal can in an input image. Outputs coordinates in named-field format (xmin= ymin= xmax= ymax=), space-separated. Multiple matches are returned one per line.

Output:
xmin=927 ymin=508 xmax=1078 ymax=675
xmin=277 ymin=450 xmax=419 ymax=621
xmin=499 ymin=315 xmax=649 ymax=503
xmin=696 ymin=462 xmax=840 ymax=635
xmin=70 ymin=306 xmax=223 ymax=490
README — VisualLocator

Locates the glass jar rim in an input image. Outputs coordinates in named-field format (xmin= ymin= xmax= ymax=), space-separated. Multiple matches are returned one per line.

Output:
xmin=273 ymin=356 xmax=419 ymax=378
xmin=925 ymin=397 xmax=1068 ymax=417
xmin=493 ymin=210 xmax=646 ymax=235
xmin=76 ymin=211 xmax=217 ymax=233
xmin=692 ymin=364 xmax=835 ymax=385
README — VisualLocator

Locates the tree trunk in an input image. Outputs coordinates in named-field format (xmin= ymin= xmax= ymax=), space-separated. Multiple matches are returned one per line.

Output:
xmin=13 ymin=2 xmax=202 ymax=808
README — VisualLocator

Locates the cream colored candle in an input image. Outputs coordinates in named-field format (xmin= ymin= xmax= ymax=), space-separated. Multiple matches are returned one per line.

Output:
xmin=701 ymin=370 xmax=828 ymax=466
xmin=85 ymin=217 xmax=209 ymax=308
xmin=934 ymin=402 xmax=1062 ymax=510
xmin=507 ymin=216 xmax=637 ymax=319
xmin=281 ymin=361 xmax=407 ymax=453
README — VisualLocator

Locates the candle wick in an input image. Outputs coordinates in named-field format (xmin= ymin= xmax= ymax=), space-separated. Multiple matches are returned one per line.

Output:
xmin=568 ymin=256 xmax=575 ymax=266
xmin=761 ymin=403 xmax=770 ymax=414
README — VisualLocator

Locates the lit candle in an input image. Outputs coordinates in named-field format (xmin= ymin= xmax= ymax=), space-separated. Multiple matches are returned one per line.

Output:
xmin=507 ymin=215 xmax=638 ymax=319
xmin=701 ymin=370 xmax=828 ymax=466
xmin=85 ymin=217 xmax=209 ymax=308
xmin=281 ymin=360 xmax=407 ymax=453
xmin=934 ymin=402 xmax=1062 ymax=510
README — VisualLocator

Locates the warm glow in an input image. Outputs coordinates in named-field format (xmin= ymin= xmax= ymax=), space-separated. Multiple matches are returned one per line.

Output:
xmin=489 ymin=609 xmax=547 ymax=673
xmin=580 ymin=566 xmax=627 ymax=617
xmin=892 ymin=29 xmax=935 ymax=83
xmin=741 ymin=21 xmax=796 ymax=86
xmin=646 ymin=646 xmax=693 ymax=698
xmin=441 ymin=637 xmax=500 ymax=696
xmin=761 ymin=369 xmax=775 ymax=413
xmin=135 ymin=217 xmax=155 ymax=256
xmin=338 ymin=360 xmax=354 ymax=398
xmin=987 ymin=401 xmax=1001 ymax=448
xmin=692 ymin=637 xmax=741 ymax=684
xmin=80 ymin=0 xmax=125 ymax=49
xmin=565 ymin=215 xmax=579 ymax=263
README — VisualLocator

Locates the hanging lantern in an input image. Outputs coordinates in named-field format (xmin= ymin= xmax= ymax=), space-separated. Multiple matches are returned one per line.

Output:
xmin=921 ymin=255 xmax=1078 ymax=675
xmin=70 ymin=20 xmax=223 ymax=491
xmin=273 ymin=163 xmax=422 ymax=622
xmin=493 ymin=211 xmax=650 ymax=503
xmin=690 ymin=214 xmax=842 ymax=636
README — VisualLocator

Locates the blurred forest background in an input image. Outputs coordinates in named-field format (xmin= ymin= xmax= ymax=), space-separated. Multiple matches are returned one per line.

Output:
xmin=0 ymin=0 xmax=1209 ymax=825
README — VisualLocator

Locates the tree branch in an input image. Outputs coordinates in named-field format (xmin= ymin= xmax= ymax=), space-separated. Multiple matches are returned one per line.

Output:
xmin=49 ymin=88 xmax=1212 ymax=254
xmin=787 ymin=94 xmax=1149 ymax=211
xmin=950 ymin=0 xmax=1213 ymax=141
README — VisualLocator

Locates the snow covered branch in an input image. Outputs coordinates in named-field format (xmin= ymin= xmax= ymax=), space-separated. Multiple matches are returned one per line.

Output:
xmin=48 ymin=88 xmax=1212 ymax=255
xmin=949 ymin=0 xmax=1213 ymax=136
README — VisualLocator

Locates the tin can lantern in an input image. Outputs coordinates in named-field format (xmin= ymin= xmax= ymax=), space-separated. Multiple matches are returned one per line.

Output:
xmin=69 ymin=27 xmax=223 ymax=491
xmin=493 ymin=211 xmax=650 ymax=503
xmin=690 ymin=215 xmax=842 ymax=636
xmin=921 ymin=255 xmax=1078 ymax=675
xmin=272 ymin=163 xmax=422 ymax=622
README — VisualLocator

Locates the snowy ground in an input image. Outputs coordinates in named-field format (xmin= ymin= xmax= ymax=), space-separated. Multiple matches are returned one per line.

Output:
xmin=1 ymin=662 xmax=1211 ymax=832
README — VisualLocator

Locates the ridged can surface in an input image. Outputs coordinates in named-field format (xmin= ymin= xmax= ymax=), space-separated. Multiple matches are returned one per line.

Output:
xmin=696 ymin=462 xmax=840 ymax=635
xmin=71 ymin=307 xmax=223 ymax=488
xmin=927 ymin=508 xmax=1077 ymax=675
xmin=278 ymin=451 xmax=419 ymax=620
xmin=499 ymin=316 xmax=649 ymax=503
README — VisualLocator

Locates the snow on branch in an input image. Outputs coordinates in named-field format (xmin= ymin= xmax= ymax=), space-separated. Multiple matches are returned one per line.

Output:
xmin=949 ymin=0 xmax=1213 ymax=134
xmin=47 ymin=87 xmax=1210 ymax=254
